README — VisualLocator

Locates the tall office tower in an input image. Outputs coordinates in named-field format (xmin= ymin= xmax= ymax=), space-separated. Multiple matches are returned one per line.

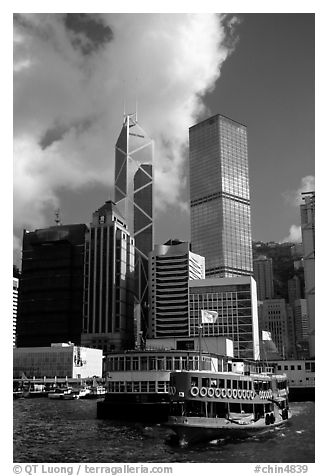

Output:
xmin=13 ymin=277 xmax=19 ymax=347
xmin=115 ymin=112 xmax=154 ymax=336
xmin=258 ymin=299 xmax=289 ymax=359
xmin=294 ymin=298 xmax=310 ymax=359
xmin=148 ymin=240 xmax=205 ymax=339
xmin=253 ymin=255 xmax=274 ymax=300
xmin=288 ymin=275 xmax=302 ymax=306
xmin=82 ymin=201 xmax=135 ymax=353
xmin=17 ymin=224 xmax=87 ymax=347
xmin=189 ymin=276 xmax=259 ymax=360
xmin=300 ymin=191 xmax=315 ymax=357
xmin=189 ymin=114 xmax=253 ymax=278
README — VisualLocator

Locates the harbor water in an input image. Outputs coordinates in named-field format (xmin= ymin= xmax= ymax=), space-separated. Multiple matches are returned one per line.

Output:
xmin=13 ymin=399 xmax=314 ymax=463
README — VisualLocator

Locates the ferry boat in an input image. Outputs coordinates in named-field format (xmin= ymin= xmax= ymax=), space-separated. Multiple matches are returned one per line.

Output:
xmin=166 ymin=358 xmax=291 ymax=446
xmin=97 ymin=349 xmax=221 ymax=422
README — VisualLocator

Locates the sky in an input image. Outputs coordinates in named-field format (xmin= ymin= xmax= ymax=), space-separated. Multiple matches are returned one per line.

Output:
xmin=13 ymin=12 xmax=315 ymax=266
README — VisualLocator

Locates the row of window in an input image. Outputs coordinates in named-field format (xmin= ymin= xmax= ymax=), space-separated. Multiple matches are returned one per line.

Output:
xmin=108 ymin=380 xmax=169 ymax=393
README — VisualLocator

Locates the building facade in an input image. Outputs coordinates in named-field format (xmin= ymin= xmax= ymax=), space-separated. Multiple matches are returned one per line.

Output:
xmin=294 ymin=298 xmax=310 ymax=359
xmin=82 ymin=201 xmax=135 ymax=353
xmin=148 ymin=240 xmax=205 ymax=339
xmin=300 ymin=191 xmax=315 ymax=357
xmin=13 ymin=343 xmax=103 ymax=379
xmin=13 ymin=277 xmax=19 ymax=347
xmin=189 ymin=114 xmax=253 ymax=278
xmin=189 ymin=276 xmax=259 ymax=360
xmin=17 ymin=224 xmax=87 ymax=347
xmin=115 ymin=112 xmax=154 ymax=335
xmin=253 ymin=255 xmax=274 ymax=300
xmin=258 ymin=299 xmax=289 ymax=359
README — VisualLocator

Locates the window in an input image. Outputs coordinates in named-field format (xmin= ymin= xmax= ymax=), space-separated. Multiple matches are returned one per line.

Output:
xmin=290 ymin=365 xmax=295 ymax=370
xmin=297 ymin=365 xmax=302 ymax=370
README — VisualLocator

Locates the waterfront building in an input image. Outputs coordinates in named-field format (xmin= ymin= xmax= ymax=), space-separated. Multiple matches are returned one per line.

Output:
xmin=115 ymin=112 xmax=154 ymax=335
xmin=300 ymin=191 xmax=315 ymax=357
xmin=16 ymin=224 xmax=87 ymax=347
xmin=253 ymin=255 xmax=274 ymax=300
xmin=82 ymin=201 xmax=135 ymax=353
xmin=13 ymin=277 xmax=18 ymax=347
xmin=258 ymin=299 xmax=289 ymax=359
xmin=189 ymin=114 xmax=253 ymax=278
xmin=148 ymin=240 xmax=205 ymax=339
xmin=189 ymin=276 xmax=259 ymax=360
xmin=13 ymin=343 xmax=103 ymax=379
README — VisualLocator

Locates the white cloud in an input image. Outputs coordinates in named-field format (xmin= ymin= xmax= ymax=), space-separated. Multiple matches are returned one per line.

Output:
xmin=283 ymin=175 xmax=315 ymax=207
xmin=13 ymin=13 xmax=238 ymax=254
xmin=281 ymin=224 xmax=302 ymax=243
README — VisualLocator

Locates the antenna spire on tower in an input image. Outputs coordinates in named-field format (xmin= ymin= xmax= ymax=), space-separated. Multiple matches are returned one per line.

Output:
xmin=55 ymin=209 xmax=61 ymax=226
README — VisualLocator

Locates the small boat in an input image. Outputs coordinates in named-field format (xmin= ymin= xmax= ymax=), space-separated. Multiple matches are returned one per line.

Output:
xmin=48 ymin=387 xmax=79 ymax=400
xmin=166 ymin=361 xmax=291 ymax=446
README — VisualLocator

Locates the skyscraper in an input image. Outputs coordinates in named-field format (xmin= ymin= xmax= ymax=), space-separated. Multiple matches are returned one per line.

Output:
xmin=17 ymin=224 xmax=87 ymax=347
xmin=253 ymin=255 xmax=274 ymax=300
xmin=148 ymin=240 xmax=205 ymax=339
xmin=115 ymin=112 xmax=154 ymax=335
xmin=189 ymin=114 xmax=253 ymax=278
xmin=13 ymin=277 xmax=19 ymax=347
xmin=82 ymin=201 xmax=135 ymax=353
xmin=300 ymin=191 xmax=315 ymax=357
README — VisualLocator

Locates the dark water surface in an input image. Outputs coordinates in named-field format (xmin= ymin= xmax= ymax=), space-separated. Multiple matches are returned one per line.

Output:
xmin=13 ymin=399 xmax=315 ymax=463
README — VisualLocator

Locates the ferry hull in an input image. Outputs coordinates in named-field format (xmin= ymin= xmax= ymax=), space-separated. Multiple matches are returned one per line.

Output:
xmin=166 ymin=414 xmax=290 ymax=446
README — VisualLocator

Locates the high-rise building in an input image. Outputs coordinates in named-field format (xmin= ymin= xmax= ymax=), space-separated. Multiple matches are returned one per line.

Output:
xmin=148 ymin=240 xmax=205 ymax=339
xmin=115 ymin=112 xmax=154 ymax=335
xmin=17 ymin=224 xmax=87 ymax=347
xmin=287 ymin=275 xmax=302 ymax=306
xmin=253 ymin=255 xmax=274 ymax=300
xmin=258 ymin=299 xmax=289 ymax=359
xmin=189 ymin=276 xmax=259 ymax=360
xmin=300 ymin=191 xmax=315 ymax=357
xmin=13 ymin=277 xmax=19 ymax=347
xmin=82 ymin=201 xmax=135 ymax=353
xmin=189 ymin=114 xmax=253 ymax=278
xmin=294 ymin=298 xmax=310 ymax=359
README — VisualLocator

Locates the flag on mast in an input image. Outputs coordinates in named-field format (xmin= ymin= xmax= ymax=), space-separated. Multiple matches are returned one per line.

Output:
xmin=262 ymin=330 xmax=272 ymax=341
xmin=201 ymin=310 xmax=218 ymax=323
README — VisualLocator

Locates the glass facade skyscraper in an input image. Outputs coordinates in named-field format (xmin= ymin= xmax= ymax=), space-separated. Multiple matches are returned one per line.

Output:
xmin=115 ymin=112 xmax=154 ymax=337
xmin=189 ymin=114 xmax=253 ymax=277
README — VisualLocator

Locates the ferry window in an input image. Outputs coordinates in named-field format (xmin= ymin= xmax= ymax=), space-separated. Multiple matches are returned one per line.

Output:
xmin=297 ymin=365 xmax=302 ymax=370
xmin=125 ymin=358 xmax=131 ymax=371
xmin=191 ymin=377 xmax=198 ymax=387
xmin=291 ymin=380 xmax=294 ymax=383
xmin=174 ymin=357 xmax=180 ymax=370
xmin=119 ymin=382 xmax=125 ymax=392
xmin=306 ymin=378 xmax=309 ymax=381
xmin=119 ymin=357 xmax=124 ymax=371
xmin=132 ymin=357 xmax=139 ymax=370
xmin=133 ymin=382 xmax=140 ymax=392
xmin=232 ymin=380 xmax=238 ymax=389
xmin=157 ymin=381 xmax=165 ymax=392
xmin=149 ymin=381 xmax=156 ymax=392
xmin=290 ymin=365 xmax=295 ymax=370
xmin=311 ymin=363 xmax=315 ymax=372
xmin=150 ymin=357 xmax=157 ymax=370
xmin=218 ymin=379 xmax=225 ymax=389
xmin=181 ymin=357 xmax=188 ymax=370
xmin=230 ymin=403 xmax=240 ymax=413
xmin=157 ymin=358 xmax=164 ymax=370
xmin=299 ymin=380 xmax=303 ymax=383
xmin=126 ymin=382 xmax=132 ymax=392
xmin=226 ymin=379 xmax=231 ymax=389
xmin=141 ymin=382 xmax=147 ymax=392
xmin=284 ymin=366 xmax=288 ymax=370
xmin=140 ymin=357 xmax=148 ymax=371
xmin=305 ymin=362 xmax=310 ymax=371
xmin=238 ymin=381 xmax=243 ymax=389
xmin=210 ymin=379 xmax=217 ymax=388
xmin=166 ymin=358 xmax=172 ymax=371
xmin=202 ymin=378 xmax=210 ymax=387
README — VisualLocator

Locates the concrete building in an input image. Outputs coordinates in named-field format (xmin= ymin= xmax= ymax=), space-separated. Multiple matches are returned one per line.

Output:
xmin=189 ymin=114 xmax=253 ymax=278
xmin=253 ymin=255 xmax=274 ymax=300
xmin=82 ymin=201 xmax=135 ymax=353
xmin=288 ymin=275 xmax=302 ymax=306
xmin=17 ymin=224 xmax=87 ymax=347
xmin=115 ymin=112 xmax=154 ymax=335
xmin=13 ymin=343 xmax=103 ymax=379
xmin=148 ymin=240 xmax=205 ymax=339
xmin=294 ymin=298 xmax=310 ymax=359
xmin=300 ymin=191 xmax=315 ymax=357
xmin=189 ymin=276 xmax=259 ymax=360
xmin=13 ymin=277 xmax=18 ymax=347
xmin=258 ymin=300 xmax=289 ymax=359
